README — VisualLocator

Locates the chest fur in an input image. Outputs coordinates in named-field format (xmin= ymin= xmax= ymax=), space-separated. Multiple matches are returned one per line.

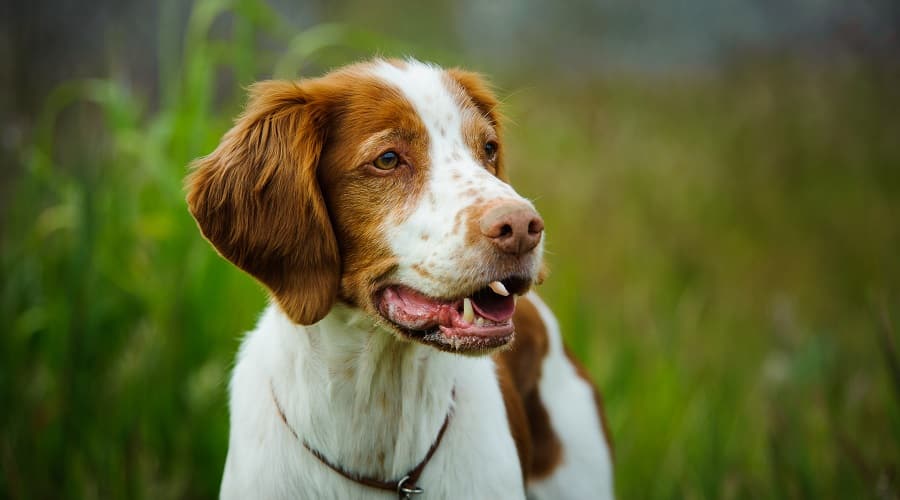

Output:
xmin=221 ymin=307 xmax=526 ymax=499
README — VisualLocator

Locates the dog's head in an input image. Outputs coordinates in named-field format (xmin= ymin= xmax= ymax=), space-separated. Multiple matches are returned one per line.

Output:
xmin=187 ymin=59 xmax=544 ymax=354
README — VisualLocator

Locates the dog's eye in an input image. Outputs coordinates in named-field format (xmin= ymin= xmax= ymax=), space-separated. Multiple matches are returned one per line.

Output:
xmin=484 ymin=141 xmax=499 ymax=162
xmin=374 ymin=151 xmax=400 ymax=170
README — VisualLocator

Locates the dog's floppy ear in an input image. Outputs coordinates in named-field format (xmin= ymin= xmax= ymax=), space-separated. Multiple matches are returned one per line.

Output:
xmin=186 ymin=80 xmax=339 ymax=325
xmin=446 ymin=68 xmax=507 ymax=180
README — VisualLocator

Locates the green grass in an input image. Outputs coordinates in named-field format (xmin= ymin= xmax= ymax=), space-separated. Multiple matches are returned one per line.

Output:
xmin=2 ymin=1 xmax=899 ymax=498
xmin=508 ymin=66 xmax=900 ymax=498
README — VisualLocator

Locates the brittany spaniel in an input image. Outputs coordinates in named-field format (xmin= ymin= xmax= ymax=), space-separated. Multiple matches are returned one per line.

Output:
xmin=186 ymin=58 xmax=614 ymax=499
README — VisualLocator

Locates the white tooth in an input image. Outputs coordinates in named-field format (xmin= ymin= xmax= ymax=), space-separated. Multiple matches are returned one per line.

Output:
xmin=463 ymin=298 xmax=474 ymax=323
xmin=475 ymin=317 xmax=485 ymax=326
xmin=488 ymin=281 xmax=509 ymax=296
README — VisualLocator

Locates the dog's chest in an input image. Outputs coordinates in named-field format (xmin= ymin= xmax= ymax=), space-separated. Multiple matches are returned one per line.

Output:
xmin=406 ymin=363 xmax=525 ymax=499
xmin=261 ymin=363 xmax=524 ymax=499
xmin=222 ymin=308 xmax=526 ymax=499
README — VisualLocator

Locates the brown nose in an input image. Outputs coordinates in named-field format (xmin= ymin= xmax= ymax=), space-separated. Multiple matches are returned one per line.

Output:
xmin=479 ymin=201 xmax=544 ymax=256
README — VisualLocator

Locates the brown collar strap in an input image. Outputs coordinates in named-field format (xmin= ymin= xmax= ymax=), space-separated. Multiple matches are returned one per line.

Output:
xmin=270 ymin=380 xmax=454 ymax=499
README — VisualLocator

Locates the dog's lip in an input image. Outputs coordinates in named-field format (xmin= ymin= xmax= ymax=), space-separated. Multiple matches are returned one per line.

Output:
xmin=374 ymin=276 xmax=530 ymax=349
xmin=438 ymin=322 xmax=514 ymax=339
xmin=376 ymin=275 xmax=531 ymax=307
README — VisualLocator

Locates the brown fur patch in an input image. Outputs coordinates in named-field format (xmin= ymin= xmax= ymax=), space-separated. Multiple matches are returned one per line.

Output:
xmin=536 ymin=262 xmax=550 ymax=285
xmin=495 ymin=296 xmax=564 ymax=481
xmin=313 ymin=65 xmax=432 ymax=313
xmin=452 ymin=209 xmax=464 ymax=236
xmin=495 ymin=360 xmax=532 ymax=482
xmin=444 ymin=69 xmax=507 ymax=181
xmin=500 ymin=297 xmax=548 ymax=393
xmin=410 ymin=263 xmax=435 ymax=280
xmin=186 ymin=79 xmax=341 ymax=325
xmin=187 ymin=61 xmax=435 ymax=323
xmin=523 ymin=390 xmax=563 ymax=480
xmin=461 ymin=199 xmax=494 ymax=248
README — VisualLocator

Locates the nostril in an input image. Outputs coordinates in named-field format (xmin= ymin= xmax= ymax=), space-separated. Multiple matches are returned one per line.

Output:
xmin=478 ymin=201 xmax=543 ymax=255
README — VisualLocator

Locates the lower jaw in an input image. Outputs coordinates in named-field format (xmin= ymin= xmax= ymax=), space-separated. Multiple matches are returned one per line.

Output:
xmin=394 ymin=322 xmax=515 ymax=354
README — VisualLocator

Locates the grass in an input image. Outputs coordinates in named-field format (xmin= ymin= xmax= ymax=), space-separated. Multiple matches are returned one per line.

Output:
xmin=2 ymin=0 xmax=899 ymax=498
xmin=509 ymin=65 xmax=900 ymax=498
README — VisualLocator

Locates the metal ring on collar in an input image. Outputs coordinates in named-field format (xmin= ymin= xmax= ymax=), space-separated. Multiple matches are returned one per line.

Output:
xmin=397 ymin=475 xmax=424 ymax=498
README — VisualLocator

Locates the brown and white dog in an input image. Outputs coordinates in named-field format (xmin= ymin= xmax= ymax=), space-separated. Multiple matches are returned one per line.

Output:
xmin=186 ymin=59 xmax=614 ymax=499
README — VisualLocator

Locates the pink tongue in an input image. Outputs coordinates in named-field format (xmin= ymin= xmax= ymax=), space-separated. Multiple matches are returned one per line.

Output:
xmin=380 ymin=287 xmax=457 ymax=329
xmin=471 ymin=291 xmax=516 ymax=322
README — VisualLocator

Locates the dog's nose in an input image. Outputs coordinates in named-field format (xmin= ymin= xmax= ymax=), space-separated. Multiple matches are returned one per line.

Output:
xmin=479 ymin=201 xmax=544 ymax=256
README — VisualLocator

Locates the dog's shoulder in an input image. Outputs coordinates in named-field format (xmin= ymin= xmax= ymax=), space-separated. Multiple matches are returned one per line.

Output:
xmin=494 ymin=293 xmax=616 ymax=498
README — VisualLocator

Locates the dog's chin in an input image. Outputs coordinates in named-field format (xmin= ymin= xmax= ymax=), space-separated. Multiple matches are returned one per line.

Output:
xmin=387 ymin=319 xmax=517 ymax=356
xmin=373 ymin=276 xmax=533 ymax=355
xmin=387 ymin=323 xmax=514 ymax=356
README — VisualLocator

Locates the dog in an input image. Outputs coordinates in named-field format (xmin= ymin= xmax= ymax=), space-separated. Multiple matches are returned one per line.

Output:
xmin=186 ymin=58 xmax=614 ymax=499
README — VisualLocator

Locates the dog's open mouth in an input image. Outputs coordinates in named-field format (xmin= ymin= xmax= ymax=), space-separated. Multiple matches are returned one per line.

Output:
xmin=377 ymin=276 xmax=531 ymax=352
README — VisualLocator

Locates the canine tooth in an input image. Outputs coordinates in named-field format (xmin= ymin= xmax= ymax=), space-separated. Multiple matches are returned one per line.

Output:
xmin=488 ymin=281 xmax=509 ymax=296
xmin=463 ymin=298 xmax=474 ymax=323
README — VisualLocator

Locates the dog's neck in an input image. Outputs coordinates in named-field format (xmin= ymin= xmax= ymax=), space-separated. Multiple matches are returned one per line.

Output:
xmin=266 ymin=302 xmax=458 ymax=480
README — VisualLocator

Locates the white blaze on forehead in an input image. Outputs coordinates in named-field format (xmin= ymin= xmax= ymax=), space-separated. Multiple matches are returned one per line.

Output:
xmin=372 ymin=59 xmax=533 ymax=296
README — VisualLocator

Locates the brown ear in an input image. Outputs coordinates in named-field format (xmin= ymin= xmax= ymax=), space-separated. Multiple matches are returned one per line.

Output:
xmin=186 ymin=80 xmax=339 ymax=325
xmin=446 ymin=68 xmax=508 ymax=180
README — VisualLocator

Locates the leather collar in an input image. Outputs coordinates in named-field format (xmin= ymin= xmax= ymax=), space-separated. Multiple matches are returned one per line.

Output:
xmin=270 ymin=379 xmax=454 ymax=499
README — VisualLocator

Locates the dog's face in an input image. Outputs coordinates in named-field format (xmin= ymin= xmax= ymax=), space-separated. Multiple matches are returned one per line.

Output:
xmin=187 ymin=59 xmax=544 ymax=354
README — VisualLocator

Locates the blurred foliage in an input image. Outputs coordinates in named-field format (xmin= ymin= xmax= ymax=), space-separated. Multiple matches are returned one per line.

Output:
xmin=2 ymin=0 xmax=900 ymax=498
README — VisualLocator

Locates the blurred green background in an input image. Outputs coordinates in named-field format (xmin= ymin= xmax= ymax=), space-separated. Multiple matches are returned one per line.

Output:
xmin=2 ymin=0 xmax=899 ymax=498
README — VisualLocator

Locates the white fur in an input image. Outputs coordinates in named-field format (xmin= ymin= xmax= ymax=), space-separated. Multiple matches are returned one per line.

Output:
xmin=222 ymin=303 xmax=525 ymax=499
xmin=524 ymin=293 xmax=616 ymax=500
xmin=372 ymin=60 xmax=541 ymax=296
